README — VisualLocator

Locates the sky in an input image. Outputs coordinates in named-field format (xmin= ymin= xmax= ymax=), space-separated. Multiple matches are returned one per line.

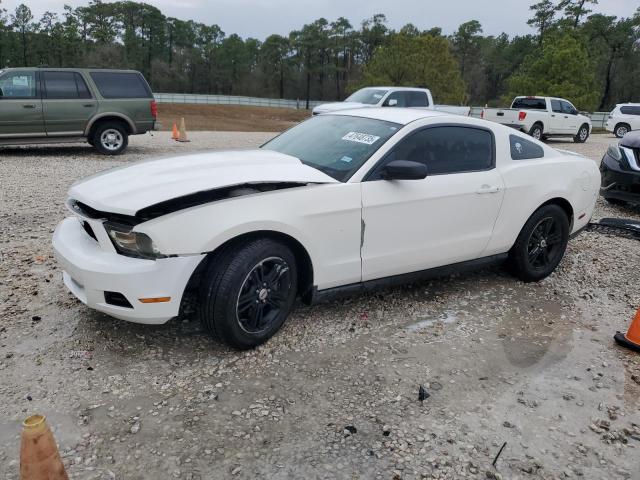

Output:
xmin=2 ymin=0 xmax=637 ymax=39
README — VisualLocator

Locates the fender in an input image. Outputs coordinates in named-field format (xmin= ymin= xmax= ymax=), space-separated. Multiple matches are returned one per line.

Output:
xmin=84 ymin=112 xmax=137 ymax=136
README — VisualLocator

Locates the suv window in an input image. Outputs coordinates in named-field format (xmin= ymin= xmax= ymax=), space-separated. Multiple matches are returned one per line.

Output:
xmin=383 ymin=91 xmax=407 ymax=107
xmin=551 ymin=99 xmax=563 ymax=113
xmin=510 ymin=135 xmax=544 ymax=160
xmin=560 ymin=100 xmax=576 ymax=115
xmin=90 ymin=72 xmax=152 ymax=99
xmin=406 ymin=91 xmax=429 ymax=107
xmin=371 ymin=126 xmax=494 ymax=178
xmin=620 ymin=106 xmax=640 ymax=116
xmin=512 ymin=98 xmax=546 ymax=110
xmin=0 ymin=71 xmax=37 ymax=98
xmin=43 ymin=71 xmax=92 ymax=99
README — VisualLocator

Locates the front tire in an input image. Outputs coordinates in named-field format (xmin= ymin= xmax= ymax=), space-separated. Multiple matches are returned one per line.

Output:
xmin=199 ymin=238 xmax=298 ymax=350
xmin=615 ymin=123 xmax=630 ymax=139
xmin=529 ymin=123 xmax=543 ymax=141
xmin=92 ymin=122 xmax=129 ymax=155
xmin=574 ymin=124 xmax=589 ymax=143
xmin=508 ymin=205 xmax=570 ymax=282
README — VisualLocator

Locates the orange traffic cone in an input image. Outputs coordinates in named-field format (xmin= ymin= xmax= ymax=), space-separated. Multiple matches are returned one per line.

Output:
xmin=20 ymin=414 xmax=69 ymax=480
xmin=171 ymin=122 xmax=179 ymax=140
xmin=177 ymin=117 xmax=190 ymax=143
xmin=614 ymin=308 xmax=640 ymax=352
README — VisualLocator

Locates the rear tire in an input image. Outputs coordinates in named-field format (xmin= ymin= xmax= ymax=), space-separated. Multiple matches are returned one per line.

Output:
xmin=573 ymin=124 xmax=589 ymax=143
xmin=614 ymin=123 xmax=630 ymax=138
xmin=92 ymin=122 xmax=129 ymax=155
xmin=529 ymin=123 xmax=543 ymax=141
xmin=198 ymin=238 xmax=298 ymax=350
xmin=605 ymin=197 xmax=627 ymax=206
xmin=508 ymin=205 xmax=570 ymax=282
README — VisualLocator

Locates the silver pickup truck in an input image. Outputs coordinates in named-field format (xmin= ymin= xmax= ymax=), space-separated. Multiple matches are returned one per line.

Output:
xmin=482 ymin=96 xmax=592 ymax=143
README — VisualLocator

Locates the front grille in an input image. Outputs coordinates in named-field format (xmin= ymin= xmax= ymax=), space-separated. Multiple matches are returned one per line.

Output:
xmin=82 ymin=221 xmax=98 ymax=241
xmin=104 ymin=291 xmax=133 ymax=309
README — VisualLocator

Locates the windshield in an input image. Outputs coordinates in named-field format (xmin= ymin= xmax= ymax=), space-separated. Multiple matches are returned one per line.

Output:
xmin=262 ymin=115 xmax=401 ymax=182
xmin=345 ymin=88 xmax=388 ymax=105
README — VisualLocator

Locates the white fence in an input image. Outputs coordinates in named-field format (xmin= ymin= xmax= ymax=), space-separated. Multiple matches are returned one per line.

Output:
xmin=155 ymin=93 xmax=610 ymax=129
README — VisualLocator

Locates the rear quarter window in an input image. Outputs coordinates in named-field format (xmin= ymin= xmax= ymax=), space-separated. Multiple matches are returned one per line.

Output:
xmin=89 ymin=72 xmax=153 ymax=99
xmin=620 ymin=106 xmax=640 ymax=116
xmin=510 ymin=135 xmax=544 ymax=160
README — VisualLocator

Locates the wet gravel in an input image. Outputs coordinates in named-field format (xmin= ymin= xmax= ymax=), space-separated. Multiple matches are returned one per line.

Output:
xmin=1 ymin=132 xmax=640 ymax=479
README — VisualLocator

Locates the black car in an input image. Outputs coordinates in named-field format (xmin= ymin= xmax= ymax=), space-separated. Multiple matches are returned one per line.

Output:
xmin=600 ymin=131 xmax=640 ymax=206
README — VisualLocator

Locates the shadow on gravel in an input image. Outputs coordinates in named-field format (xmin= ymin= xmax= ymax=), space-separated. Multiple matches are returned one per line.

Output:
xmin=0 ymin=145 xmax=144 ymax=158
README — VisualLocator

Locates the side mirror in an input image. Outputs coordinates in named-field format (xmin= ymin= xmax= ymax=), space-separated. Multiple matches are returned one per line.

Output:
xmin=0 ymin=87 xmax=3 ymax=98
xmin=385 ymin=98 xmax=398 ymax=107
xmin=382 ymin=160 xmax=428 ymax=180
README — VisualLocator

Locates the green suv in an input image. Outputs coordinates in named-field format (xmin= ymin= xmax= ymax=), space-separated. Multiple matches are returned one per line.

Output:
xmin=0 ymin=67 xmax=158 ymax=155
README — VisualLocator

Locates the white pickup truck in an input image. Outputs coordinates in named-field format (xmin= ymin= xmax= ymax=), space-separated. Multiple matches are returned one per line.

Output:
xmin=482 ymin=96 xmax=592 ymax=143
xmin=312 ymin=87 xmax=471 ymax=117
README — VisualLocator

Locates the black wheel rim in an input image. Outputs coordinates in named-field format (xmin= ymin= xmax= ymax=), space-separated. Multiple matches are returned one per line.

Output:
xmin=236 ymin=257 xmax=291 ymax=334
xmin=527 ymin=217 xmax=563 ymax=270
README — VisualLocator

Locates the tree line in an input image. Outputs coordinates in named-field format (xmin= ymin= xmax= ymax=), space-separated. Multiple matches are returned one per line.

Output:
xmin=0 ymin=0 xmax=638 ymax=111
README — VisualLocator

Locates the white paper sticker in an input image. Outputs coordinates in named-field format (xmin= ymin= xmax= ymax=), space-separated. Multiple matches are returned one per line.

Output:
xmin=339 ymin=156 xmax=353 ymax=163
xmin=342 ymin=132 xmax=381 ymax=145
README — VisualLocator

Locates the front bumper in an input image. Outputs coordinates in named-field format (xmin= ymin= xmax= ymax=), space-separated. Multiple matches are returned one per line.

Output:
xmin=600 ymin=155 xmax=640 ymax=204
xmin=53 ymin=217 xmax=204 ymax=324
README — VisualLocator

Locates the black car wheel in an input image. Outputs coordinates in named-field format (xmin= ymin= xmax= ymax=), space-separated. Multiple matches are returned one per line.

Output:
xmin=508 ymin=205 xmax=570 ymax=282
xmin=574 ymin=124 xmax=589 ymax=143
xmin=92 ymin=122 xmax=129 ymax=155
xmin=614 ymin=124 xmax=630 ymax=139
xmin=605 ymin=197 xmax=627 ymax=206
xmin=199 ymin=238 xmax=298 ymax=350
xmin=529 ymin=123 xmax=543 ymax=141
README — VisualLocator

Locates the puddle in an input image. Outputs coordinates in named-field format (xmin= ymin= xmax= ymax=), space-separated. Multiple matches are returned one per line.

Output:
xmin=406 ymin=311 xmax=458 ymax=332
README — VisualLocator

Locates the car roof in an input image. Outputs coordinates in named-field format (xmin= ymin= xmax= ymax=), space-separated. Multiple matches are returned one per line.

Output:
xmin=358 ymin=86 xmax=428 ymax=92
xmin=2 ymin=67 xmax=142 ymax=74
xmin=326 ymin=107 xmax=450 ymax=125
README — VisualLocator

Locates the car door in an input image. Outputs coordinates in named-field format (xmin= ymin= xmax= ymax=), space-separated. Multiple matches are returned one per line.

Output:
xmin=549 ymin=99 xmax=565 ymax=134
xmin=0 ymin=70 xmax=44 ymax=137
xmin=560 ymin=100 xmax=579 ymax=134
xmin=360 ymin=125 xmax=505 ymax=282
xmin=41 ymin=71 xmax=96 ymax=136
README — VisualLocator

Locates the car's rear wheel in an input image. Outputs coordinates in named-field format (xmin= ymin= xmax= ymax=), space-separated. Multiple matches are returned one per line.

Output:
xmin=92 ymin=122 xmax=129 ymax=155
xmin=199 ymin=238 xmax=298 ymax=349
xmin=573 ymin=124 xmax=589 ymax=143
xmin=614 ymin=123 xmax=630 ymax=138
xmin=508 ymin=204 xmax=570 ymax=282
xmin=529 ymin=123 xmax=543 ymax=141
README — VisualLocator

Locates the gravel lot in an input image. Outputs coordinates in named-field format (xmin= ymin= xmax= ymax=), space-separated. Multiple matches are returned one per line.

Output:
xmin=1 ymin=132 xmax=639 ymax=480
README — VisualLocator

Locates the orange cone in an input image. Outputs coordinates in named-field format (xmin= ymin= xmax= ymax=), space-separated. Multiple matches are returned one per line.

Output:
xmin=20 ymin=414 xmax=69 ymax=480
xmin=171 ymin=122 xmax=179 ymax=140
xmin=614 ymin=308 xmax=640 ymax=352
xmin=177 ymin=117 xmax=190 ymax=143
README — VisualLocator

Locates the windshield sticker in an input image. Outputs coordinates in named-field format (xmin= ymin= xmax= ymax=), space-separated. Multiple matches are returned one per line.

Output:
xmin=342 ymin=132 xmax=381 ymax=145
xmin=339 ymin=156 xmax=353 ymax=163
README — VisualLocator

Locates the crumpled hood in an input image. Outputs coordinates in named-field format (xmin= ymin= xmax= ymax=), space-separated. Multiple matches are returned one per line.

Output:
xmin=69 ymin=149 xmax=338 ymax=216
xmin=313 ymin=102 xmax=374 ymax=114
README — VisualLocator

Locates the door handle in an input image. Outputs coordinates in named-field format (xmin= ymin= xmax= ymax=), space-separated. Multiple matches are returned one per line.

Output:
xmin=476 ymin=185 xmax=500 ymax=194
xmin=83 ymin=103 xmax=95 ymax=107
xmin=22 ymin=104 xmax=36 ymax=109
xmin=551 ymin=114 xmax=555 ymax=117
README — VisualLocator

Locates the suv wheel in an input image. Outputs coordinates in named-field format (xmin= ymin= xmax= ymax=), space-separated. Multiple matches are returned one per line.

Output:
xmin=529 ymin=123 xmax=543 ymax=141
xmin=199 ymin=238 xmax=298 ymax=350
xmin=93 ymin=122 xmax=129 ymax=155
xmin=508 ymin=204 xmax=570 ymax=282
xmin=574 ymin=124 xmax=589 ymax=143
xmin=615 ymin=123 xmax=630 ymax=139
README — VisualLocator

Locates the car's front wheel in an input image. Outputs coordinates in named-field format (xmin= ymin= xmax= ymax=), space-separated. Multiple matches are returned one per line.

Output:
xmin=508 ymin=204 xmax=570 ymax=282
xmin=574 ymin=124 xmax=589 ymax=143
xmin=199 ymin=238 xmax=298 ymax=349
xmin=92 ymin=122 xmax=129 ymax=155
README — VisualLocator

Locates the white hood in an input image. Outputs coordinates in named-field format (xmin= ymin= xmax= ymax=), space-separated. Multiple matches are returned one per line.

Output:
xmin=313 ymin=102 xmax=375 ymax=114
xmin=69 ymin=150 xmax=338 ymax=216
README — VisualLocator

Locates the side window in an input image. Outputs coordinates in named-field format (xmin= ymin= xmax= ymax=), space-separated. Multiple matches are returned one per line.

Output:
xmin=90 ymin=72 xmax=153 ymax=99
xmin=0 ymin=71 xmax=37 ymax=98
xmin=43 ymin=71 xmax=91 ymax=99
xmin=561 ymin=101 xmax=576 ymax=114
xmin=406 ymin=91 xmax=429 ymax=107
xmin=370 ymin=126 xmax=494 ymax=179
xmin=551 ymin=99 xmax=563 ymax=113
xmin=620 ymin=106 xmax=640 ymax=116
xmin=512 ymin=98 xmax=546 ymax=110
xmin=510 ymin=135 xmax=544 ymax=160
xmin=383 ymin=91 xmax=407 ymax=107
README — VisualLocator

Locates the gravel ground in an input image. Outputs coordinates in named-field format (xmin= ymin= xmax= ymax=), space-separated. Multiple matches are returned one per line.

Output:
xmin=1 ymin=132 xmax=639 ymax=480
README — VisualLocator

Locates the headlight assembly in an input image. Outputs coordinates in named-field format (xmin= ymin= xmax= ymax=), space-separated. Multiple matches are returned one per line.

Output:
xmin=607 ymin=144 xmax=623 ymax=162
xmin=104 ymin=223 xmax=165 ymax=259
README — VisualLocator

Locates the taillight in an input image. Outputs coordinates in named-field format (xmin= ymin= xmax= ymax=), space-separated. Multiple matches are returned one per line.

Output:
xmin=480 ymin=110 xmax=484 ymax=119
xmin=150 ymin=100 xmax=158 ymax=119
xmin=518 ymin=111 xmax=527 ymax=121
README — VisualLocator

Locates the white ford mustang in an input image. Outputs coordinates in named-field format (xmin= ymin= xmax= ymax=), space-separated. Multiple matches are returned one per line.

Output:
xmin=53 ymin=109 xmax=600 ymax=349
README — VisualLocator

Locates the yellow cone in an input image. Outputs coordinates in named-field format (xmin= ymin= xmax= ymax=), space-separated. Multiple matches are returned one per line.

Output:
xmin=177 ymin=117 xmax=190 ymax=143
xmin=20 ymin=415 xmax=69 ymax=480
